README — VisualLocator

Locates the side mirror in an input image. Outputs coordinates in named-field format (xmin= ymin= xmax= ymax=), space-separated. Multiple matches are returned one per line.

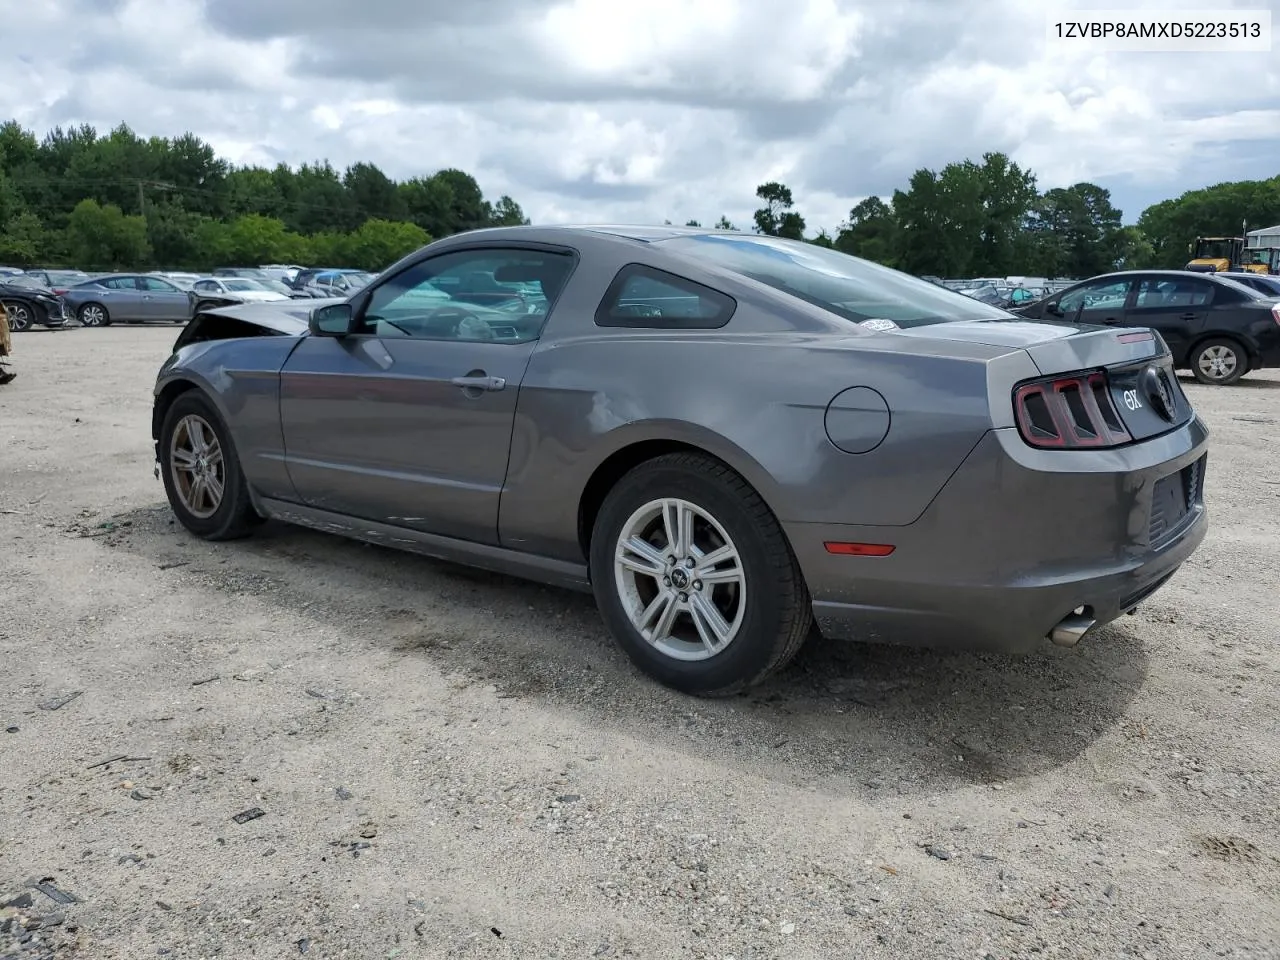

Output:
xmin=1044 ymin=299 xmax=1060 ymax=315
xmin=309 ymin=302 xmax=354 ymax=336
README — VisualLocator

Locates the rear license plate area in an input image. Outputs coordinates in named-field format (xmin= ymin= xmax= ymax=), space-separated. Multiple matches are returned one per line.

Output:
xmin=1148 ymin=455 xmax=1206 ymax=543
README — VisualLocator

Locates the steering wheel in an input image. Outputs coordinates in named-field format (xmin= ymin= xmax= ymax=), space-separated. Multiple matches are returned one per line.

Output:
xmin=431 ymin=305 xmax=496 ymax=341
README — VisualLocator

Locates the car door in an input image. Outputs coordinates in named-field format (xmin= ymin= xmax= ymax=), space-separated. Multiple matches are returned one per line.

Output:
xmin=97 ymin=276 xmax=148 ymax=320
xmin=277 ymin=243 xmax=578 ymax=545
xmin=1122 ymin=275 xmax=1214 ymax=362
xmin=138 ymin=276 xmax=191 ymax=321
xmin=1046 ymin=276 xmax=1135 ymax=326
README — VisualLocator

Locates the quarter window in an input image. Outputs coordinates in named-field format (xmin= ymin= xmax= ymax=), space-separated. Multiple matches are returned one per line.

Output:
xmin=595 ymin=264 xmax=736 ymax=329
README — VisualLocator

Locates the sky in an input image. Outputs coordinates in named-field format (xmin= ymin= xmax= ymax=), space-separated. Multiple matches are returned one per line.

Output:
xmin=2 ymin=0 xmax=1278 ymax=232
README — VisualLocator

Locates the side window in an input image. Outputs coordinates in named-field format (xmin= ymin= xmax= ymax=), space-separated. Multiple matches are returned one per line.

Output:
xmin=358 ymin=247 xmax=575 ymax=343
xmin=1057 ymin=279 xmax=1130 ymax=314
xmin=193 ymin=281 xmax=216 ymax=292
xmin=103 ymin=277 xmax=136 ymax=290
xmin=1134 ymin=278 xmax=1214 ymax=309
xmin=595 ymin=264 xmax=736 ymax=329
xmin=140 ymin=277 xmax=178 ymax=292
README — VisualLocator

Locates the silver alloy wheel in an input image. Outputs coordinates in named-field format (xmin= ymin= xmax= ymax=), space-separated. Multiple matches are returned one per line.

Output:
xmin=1197 ymin=344 xmax=1238 ymax=381
xmin=169 ymin=414 xmax=226 ymax=519
xmin=5 ymin=303 xmax=30 ymax=332
xmin=613 ymin=497 xmax=747 ymax=662
xmin=80 ymin=304 xmax=105 ymax=327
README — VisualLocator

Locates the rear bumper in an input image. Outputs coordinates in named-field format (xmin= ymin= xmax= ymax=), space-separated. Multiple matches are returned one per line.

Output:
xmin=788 ymin=418 xmax=1210 ymax=653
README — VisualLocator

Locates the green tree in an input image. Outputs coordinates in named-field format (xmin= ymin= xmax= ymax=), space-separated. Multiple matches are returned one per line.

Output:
xmin=65 ymin=198 xmax=149 ymax=268
xmin=1034 ymin=183 xmax=1123 ymax=277
xmin=340 ymin=218 xmax=431 ymax=270
xmin=714 ymin=215 xmax=737 ymax=231
xmin=488 ymin=195 xmax=530 ymax=226
xmin=892 ymin=152 xmax=1037 ymax=276
xmin=752 ymin=182 xmax=805 ymax=239
xmin=0 ymin=211 xmax=46 ymax=264
xmin=343 ymin=161 xmax=405 ymax=223
xmin=1136 ymin=176 xmax=1280 ymax=267
xmin=834 ymin=196 xmax=898 ymax=265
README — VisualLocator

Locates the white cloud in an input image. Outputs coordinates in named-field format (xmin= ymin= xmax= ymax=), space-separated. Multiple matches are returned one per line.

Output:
xmin=0 ymin=0 xmax=1275 ymax=232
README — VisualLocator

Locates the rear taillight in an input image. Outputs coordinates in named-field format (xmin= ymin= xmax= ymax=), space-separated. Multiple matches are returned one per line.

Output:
xmin=1013 ymin=371 xmax=1132 ymax=450
xmin=1271 ymin=304 xmax=1280 ymax=326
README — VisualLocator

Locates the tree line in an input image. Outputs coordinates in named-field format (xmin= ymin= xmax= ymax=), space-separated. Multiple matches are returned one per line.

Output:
xmin=690 ymin=156 xmax=1280 ymax=279
xmin=1 ymin=119 xmax=1277 ymax=279
xmin=0 ymin=120 xmax=530 ymax=271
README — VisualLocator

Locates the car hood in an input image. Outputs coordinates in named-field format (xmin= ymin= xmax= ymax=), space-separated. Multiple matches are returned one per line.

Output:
xmin=223 ymin=290 xmax=289 ymax=302
xmin=0 ymin=283 xmax=57 ymax=298
xmin=202 ymin=297 xmax=343 ymax=335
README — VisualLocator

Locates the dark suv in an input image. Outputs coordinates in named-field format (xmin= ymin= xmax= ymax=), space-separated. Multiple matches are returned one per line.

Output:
xmin=1013 ymin=269 xmax=1280 ymax=385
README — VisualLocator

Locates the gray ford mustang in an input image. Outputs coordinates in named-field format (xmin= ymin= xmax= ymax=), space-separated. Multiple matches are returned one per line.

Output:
xmin=151 ymin=225 xmax=1209 ymax=696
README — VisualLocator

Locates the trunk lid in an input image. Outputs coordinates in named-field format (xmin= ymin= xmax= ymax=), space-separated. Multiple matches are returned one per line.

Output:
xmin=897 ymin=318 xmax=1192 ymax=442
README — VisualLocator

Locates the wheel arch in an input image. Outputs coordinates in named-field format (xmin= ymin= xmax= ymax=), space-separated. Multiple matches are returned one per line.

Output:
xmin=1185 ymin=331 xmax=1255 ymax=370
xmin=152 ymin=375 xmax=235 ymax=449
xmin=575 ymin=430 xmax=789 ymax=561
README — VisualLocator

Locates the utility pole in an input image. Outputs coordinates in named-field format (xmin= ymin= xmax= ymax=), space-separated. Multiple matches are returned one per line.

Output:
xmin=137 ymin=179 xmax=146 ymax=218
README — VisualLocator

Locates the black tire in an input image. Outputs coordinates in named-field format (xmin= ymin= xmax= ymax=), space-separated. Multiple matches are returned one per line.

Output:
xmin=1189 ymin=337 xmax=1249 ymax=385
xmin=588 ymin=452 xmax=812 ymax=697
xmin=78 ymin=302 xmax=110 ymax=327
xmin=4 ymin=301 xmax=32 ymax=332
xmin=158 ymin=390 xmax=263 ymax=541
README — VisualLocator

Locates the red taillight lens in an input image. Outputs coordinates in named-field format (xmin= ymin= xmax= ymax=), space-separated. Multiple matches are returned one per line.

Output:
xmin=1271 ymin=304 xmax=1280 ymax=326
xmin=1013 ymin=371 xmax=1132 ymax=450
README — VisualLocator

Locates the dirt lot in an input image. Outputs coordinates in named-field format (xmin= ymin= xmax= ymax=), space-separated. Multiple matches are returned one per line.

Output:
xmin=2 ymin=325 xmax=1278 ymax=960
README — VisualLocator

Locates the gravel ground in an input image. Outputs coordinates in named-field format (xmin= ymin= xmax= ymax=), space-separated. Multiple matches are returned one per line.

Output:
xmin=2 ymin=326 xmax=1278 ymax=960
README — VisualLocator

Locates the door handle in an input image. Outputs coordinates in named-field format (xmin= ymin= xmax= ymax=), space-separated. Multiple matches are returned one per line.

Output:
xmin=450 ymin=374 xmax=505 ymax=392
xmin=1180 ymin=312 xmax=1198 ymax=320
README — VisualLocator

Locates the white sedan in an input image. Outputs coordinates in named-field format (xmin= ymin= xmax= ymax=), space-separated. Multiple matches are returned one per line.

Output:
xmin=191 ymin=277 xmax=291 ymax=303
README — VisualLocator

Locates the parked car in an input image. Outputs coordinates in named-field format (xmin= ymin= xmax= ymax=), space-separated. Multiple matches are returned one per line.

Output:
xmin=288 ymin=267 xmax=373 ymax=296
xmin=190 ymin=277 xmax=292 ymax=307
xmin=24 ymin=268 xmax=91 ymax=292
xmin=213 ymin=267 xmax=274 ymax=281
xmin=152 ymin=225 xmax=1208 ymax=696
xmin=1012 ymin=269 xmax=1280 ymax=385
xmin=295 ymin=269 xmax=375 ymax=298
xmin=150 ymin=271 xmax=202 ymax=289
xmin=1 ymin=275 xmax=70 ymax=331
xmin=1218 ymin=272 xmax=1280 ymax=297
xmin=62 ymin=273 xmax=193 ymax=326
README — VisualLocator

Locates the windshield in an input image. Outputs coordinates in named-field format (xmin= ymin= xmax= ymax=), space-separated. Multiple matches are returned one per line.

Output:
xmin=657 ymin=234 xmax=1017 ymax=328
xmin=46 ymin=271 xmax=87 ymax=285
xmin=7 ymin=275 xmax=45 ymax=289
xmin=1194 ymin=239 xmax=1236 ymax=260
xmin=224 ymin=278 xmax=269 ymax=292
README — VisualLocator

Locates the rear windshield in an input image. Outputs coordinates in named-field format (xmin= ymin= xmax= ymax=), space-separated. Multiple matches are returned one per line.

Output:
xmin=657 ymin=234 xmax=1018 ymax=328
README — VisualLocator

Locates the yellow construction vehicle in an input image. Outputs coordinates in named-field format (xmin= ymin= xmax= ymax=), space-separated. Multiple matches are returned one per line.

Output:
xmin=1184 ymin=236 xmax=1269 ymax=274
xmin=1241 ymin=246 xmax=1280 ymax=275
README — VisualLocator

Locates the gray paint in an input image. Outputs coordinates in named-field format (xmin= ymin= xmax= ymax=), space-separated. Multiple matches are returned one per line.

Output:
xmin=824 ymin=386 xmax=890 ymax=454
xmin=153 ymin=224 xmax=1210 ymax=654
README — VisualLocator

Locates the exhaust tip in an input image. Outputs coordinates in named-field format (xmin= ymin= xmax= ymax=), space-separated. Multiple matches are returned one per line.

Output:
xmin=1049 ymin=609 xmax=1096 ymax=647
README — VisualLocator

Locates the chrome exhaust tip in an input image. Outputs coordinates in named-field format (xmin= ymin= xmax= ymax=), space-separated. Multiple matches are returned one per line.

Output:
xmin=1049 ymin=611 xmax=1096 ymax=647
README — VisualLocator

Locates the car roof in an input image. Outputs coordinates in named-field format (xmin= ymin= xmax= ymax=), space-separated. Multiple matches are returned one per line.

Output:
xmin=436 ymin=223 xmax=727 ymax=244
xmin=1087 ymin=269 xmax=1242 ymax=283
